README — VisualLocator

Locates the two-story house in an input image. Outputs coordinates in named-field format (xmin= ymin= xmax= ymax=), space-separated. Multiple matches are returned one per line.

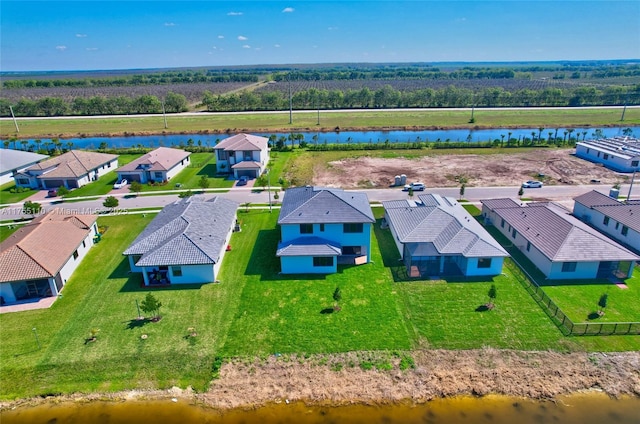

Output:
xmin=276 ymin=186 xmax=375 ymax=274
xmin=213 ymin=133 xmax=269 ymax=179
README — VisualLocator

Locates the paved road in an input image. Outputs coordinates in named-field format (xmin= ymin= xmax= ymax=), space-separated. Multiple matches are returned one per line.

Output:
xmin=1 ymin=183 xmax=636 ymax=222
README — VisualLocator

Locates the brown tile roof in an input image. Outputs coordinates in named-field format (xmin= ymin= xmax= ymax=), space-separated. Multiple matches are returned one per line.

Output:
xmin=489 ymin=202 xmax=638 ymax=262
xmin=0 ymin=209 xmax=97 ymax=283
xmin=26 ymin=150 xmax=117 ymax=179
xmin=116 ymin=147 xmax=190 ymax=172
xmin=214 ymin=133 xmax=268 ymax=151
xmin=574 ymin=190 xmax=640 ymax=232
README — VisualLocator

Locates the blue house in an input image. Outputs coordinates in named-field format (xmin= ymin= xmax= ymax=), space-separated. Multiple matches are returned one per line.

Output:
xmin=276 ymin=186 xmax=375 ymax=274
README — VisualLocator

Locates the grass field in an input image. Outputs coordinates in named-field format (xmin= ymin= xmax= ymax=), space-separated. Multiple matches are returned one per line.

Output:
xmin=1 ymin=207 xmax=639 ymax=400
xmin=3 ymin=108 xmax=639 ymax=139
xmin=0 ymin=183 xmax=36 ymax=204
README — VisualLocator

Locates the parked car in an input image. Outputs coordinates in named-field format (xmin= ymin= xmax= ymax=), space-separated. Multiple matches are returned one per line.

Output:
xmin=403 ymin=182 xmax=426 ymax=191
xmin=47 ymin=189 xmax=58 ymax=197
xmin=113 ymin=179 xmax=128 ymax=189
xmin=522 ymin=180 xmax=543 ymax=188
xmin=236 ymin=176 xmax=249 ymax=186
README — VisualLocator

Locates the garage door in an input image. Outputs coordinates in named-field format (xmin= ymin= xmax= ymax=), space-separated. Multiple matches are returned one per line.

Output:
xmin=236 ymin=170 xmax=256 ymax=178
xmin=121 ymin=174 xmax=142 ymax=183
xmin=44 ymin=180 xmax=65 ymax=189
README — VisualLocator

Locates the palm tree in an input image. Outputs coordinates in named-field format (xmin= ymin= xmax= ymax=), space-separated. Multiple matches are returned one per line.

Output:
xmin=500 ymin=134 xmax=505 ymax=147
xmin=507 ymin=131 xmax=512 ymax=147
xmin=582 ymin=131 xmax=588 ymax=141
xmin=538 ymin=127 xmax=544 ymax=143
xmin=548 ymin=131 xmax=553 ymax=145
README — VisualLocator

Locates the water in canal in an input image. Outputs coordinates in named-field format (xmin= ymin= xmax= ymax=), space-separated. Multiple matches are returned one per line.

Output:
xmin=2 ymin=393 xmax=639 ymax=424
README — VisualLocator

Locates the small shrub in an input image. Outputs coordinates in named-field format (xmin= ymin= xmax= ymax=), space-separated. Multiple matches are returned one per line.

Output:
xmin=399 ymin=355 xmax=416 ymax=370
xmin=360 ymin=361 xmax=373 ymax=371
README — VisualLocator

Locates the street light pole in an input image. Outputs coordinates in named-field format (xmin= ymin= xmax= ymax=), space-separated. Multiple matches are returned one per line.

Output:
xmin=267 ymin=169 xmax=272 ymax=213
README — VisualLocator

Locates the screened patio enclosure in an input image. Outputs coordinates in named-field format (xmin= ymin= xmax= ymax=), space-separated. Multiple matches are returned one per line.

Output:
xmin=403 ymin=243 xmax=464 ymax=278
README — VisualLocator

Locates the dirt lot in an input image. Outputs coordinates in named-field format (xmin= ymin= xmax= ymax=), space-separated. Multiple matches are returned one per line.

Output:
xmin=312 ymin=149 xmax=629 ymax=189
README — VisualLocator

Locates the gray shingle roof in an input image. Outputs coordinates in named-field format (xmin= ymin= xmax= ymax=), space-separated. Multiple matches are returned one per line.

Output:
xmin=278 ymin=186 xmax=375 ymax=224
xmin=123 ymin=196 xmax=238 ymax=266
xmin=0 ymin=149 xmax=48 ymax=174
xmin=488 ymin=201 xmax=639 ymax=262
xmin=574 ymin=190 xmax=640 ymax=232
xmin=383 ymin=194 xmax=508 ymax=258
xmin=276 ymin=237 xmax=341 ymax=257
xmin=480 ymin=198 xmax=522 ymax=210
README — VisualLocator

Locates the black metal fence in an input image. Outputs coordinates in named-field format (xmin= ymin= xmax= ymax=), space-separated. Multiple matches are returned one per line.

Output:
xmin=506 ymin=260 xmax=640 ymax=336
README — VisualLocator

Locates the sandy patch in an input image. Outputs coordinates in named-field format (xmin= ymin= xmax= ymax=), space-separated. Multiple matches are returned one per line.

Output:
xmin=313 ymin=149 xmax=627 ymax=189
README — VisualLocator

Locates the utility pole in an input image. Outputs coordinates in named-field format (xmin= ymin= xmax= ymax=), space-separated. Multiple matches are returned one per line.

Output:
xmin=162 ymin=101 xmax=168 ymax=129
xmin=267 ymin=168 xmax=272 ymax=213
xmin=627 ymin=169 xmax=637 ymax=202
xmin=288 ymin=73 xmax=293 ymax=125
xmin=9 ymin=106 xmax=19 ymax=133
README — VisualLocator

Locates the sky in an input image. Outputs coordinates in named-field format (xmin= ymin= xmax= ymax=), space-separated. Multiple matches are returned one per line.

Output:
xmin=1 ymin=1 xmax=639 ymax=72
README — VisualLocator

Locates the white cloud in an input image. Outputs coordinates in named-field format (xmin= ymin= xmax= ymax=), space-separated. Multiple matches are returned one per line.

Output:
xmin=328 ymin=26 xmax=338 ymax=31
xmin=86 ymin=47 xmax=98 ymax=51
xmin=164 ymin=22 xmax=176 ymax=27
xmin=454 ymin=17 xmax=467 ymax=23
xmin=237 ymin=35 xmax=248 ymax=41
xmin=282 ymin=7 xmax=294 ymax=13
xmin=75 ymin=33 xmax=87 ymax=38
xmin=55 ymin=45 xmax=67 ymax=51
xmin=218 ymin=35 xmax=224 ymax=39
xmin=255 ymin=47 xmax=261 ymax=51
xmin=274 ymin=44 xmax=281 ymax=48
xmin=227 ymin=11 xmax=243 ymax=16
xmin=242 ymin=44 xmax=251 ymax=49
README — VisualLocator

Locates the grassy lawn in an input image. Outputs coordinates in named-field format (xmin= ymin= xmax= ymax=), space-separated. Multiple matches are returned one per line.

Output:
xmin=540 ymin=269 xmax=640 ymax=323
xmin=0 ymin=182 xmax=36 ymax=204
xmin=3 ymin=108 xmax=639 ymax=139
xmin=0 ymin=224 xmax=22 ymax=242
xmin=1 ymin=204 xmax=638 ymax=400
xmin=219 ymin=211 xmax=413 ymax=356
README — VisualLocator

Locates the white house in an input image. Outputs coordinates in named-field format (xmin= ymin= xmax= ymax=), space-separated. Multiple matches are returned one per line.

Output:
xmin=482 ymin=199 xmax=638 ymax=280
xmin=575 ymin=137 xmax=640 ymax=173
xmin=0 ymin=209 xmax=98 ymax=305
xmin=115 ymin=147 xmax=190 ymax=183
xmin=384 ymin=194 xmax=508 ymax=278
xmin=123 ymin=196 xmax=238 ymax=285
xmin=0 ymin=149 xmax=48 ymax=186
xmin=573 ymin=190 xmax=640 ymax=254
xmin=214 ymin=133 xmax=269 ymax=179
xmin=14 ymin=150 xmax=118 ymax=189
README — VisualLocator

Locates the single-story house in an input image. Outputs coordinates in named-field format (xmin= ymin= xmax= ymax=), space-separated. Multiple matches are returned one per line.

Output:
xmin=0 ymin=209 xmax=98 ymax=305
xmin=123 ymin=196 xmax=238 ymax=285
xmin=573 ymin=190 xmax=640 ymax=254
xmin=14 ymin=150 xmax=118 ymax=189
xmin=115 ymin=147 xmax=190 ymax=183
xmin=0 ymin=149 xmax=49 ymax=186
xmin=575 ymin=137 xmax=640 ymax=173
xmin=482 ymin=199 xmax=638 ymax=280
xmin=384 ymin=194 xmax=508 ymax=278
xmin=214 ymin=133 xmax=269 ymax=179
xmin=277 ymin=186 xmax=375 ymax=274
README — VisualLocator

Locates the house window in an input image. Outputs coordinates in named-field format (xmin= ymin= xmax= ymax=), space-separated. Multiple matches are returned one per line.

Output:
xmin=526 ymin=241 xmax=531 ymax=252
xmin=632 ymin=160 xmax=639 ymax=167
xmin=73 ymin=250 xmax=79 ymax=260
xmin=17 ymin=178 xmax=29 ymax=185
xmin=313 ymin=257 xmax=333 ymax=267
xmin=319 ymin=223 xmax=325 ymax=232
xmin=562 ymin=262 xmax=577 ymax=273
xmin=478 ymin=258 xmax=492 ymax=268
xmin=82 ymin=240 xmax=86 ymax=248
xmin=154 ymin=172 xmax=163 ymax=179
xmin=615 ymin=222 xmax=619 ymax=230
xmin=108 ymin=162 xmax=111 ymax=168
xmin=300 ymin=224 xmax=313 ymax=234
xmin=343 ymin=223 xmax=364 ymax=233
xmin=243 ymin=150 xmax=252 ymax=160
xmin=621 ymin=225 xmax=629 ymax=236
xmin=172 ymin=266 xmax=183 ymax=277
xmin=603 ymin=216 xmax=609 ymax=226
xmin=603 ymin=153 xmax=609 ymax=160
xmin=500 ymin=218 xmax=505 ymax=228
xmin=342 ymin=246 xmax=362 ymax=255
xmin=597 ymin=152 xmax=600 ymax=157
xmin=512 ymin=228 xmax=517 ymax=239
xmin=586 ymin=148 xmax=590 ymax=154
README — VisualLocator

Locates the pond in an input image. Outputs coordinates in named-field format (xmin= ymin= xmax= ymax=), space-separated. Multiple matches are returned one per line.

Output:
xmin=1 ymin=126 xmax=637 ymax=150
xmin=2 ymin=393 xmax=639 ymax=424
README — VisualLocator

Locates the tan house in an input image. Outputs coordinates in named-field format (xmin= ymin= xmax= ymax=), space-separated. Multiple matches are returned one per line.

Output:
xmin=14 ymin=150 xmax=118 ymax=189
xmin=115 ymin=147 xmax=191 ymax=183
xmin=0 ymin=209 xmax=98 ymax=305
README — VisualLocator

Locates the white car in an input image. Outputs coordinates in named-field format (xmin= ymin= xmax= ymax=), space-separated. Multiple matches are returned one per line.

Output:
xmin=403 ymin=182 xmax=426 ymax=191
xmin=522 ymin=180 xmax=543 ymax=188
xmin=113 ymin=179 xmax=128 ymax=189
